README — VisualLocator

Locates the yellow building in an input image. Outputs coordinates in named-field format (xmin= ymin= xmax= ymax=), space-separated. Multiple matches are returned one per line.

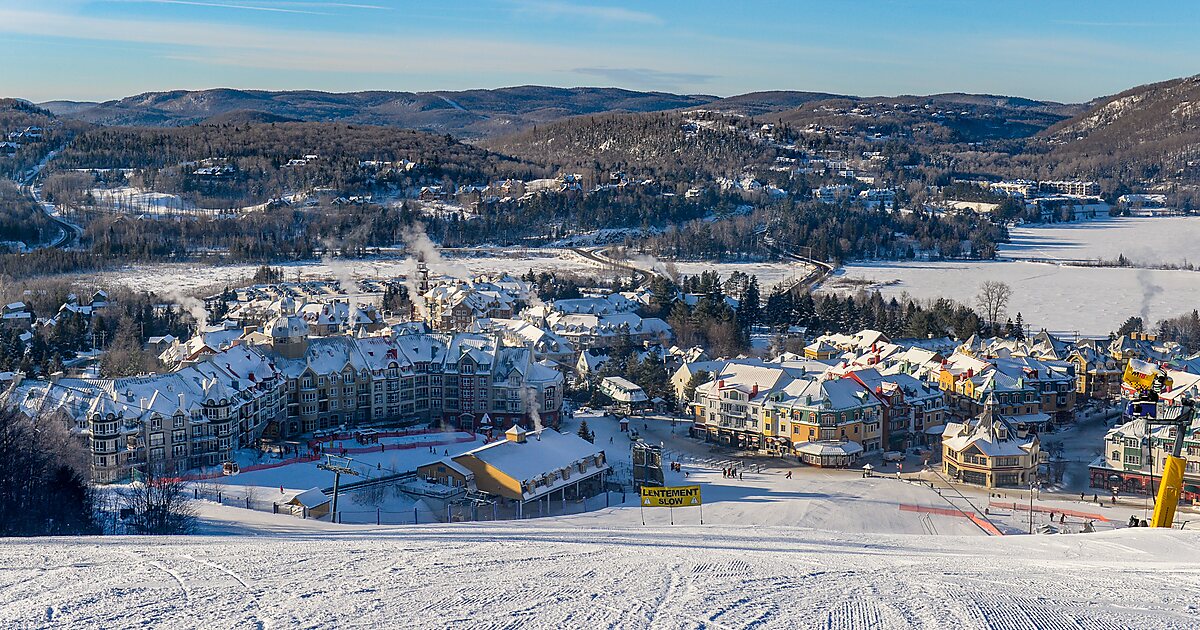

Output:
xmin=440 ymin=425 xmax=609 ymax=517
xmin=803 ymin=341 xmax=839 ymax=360
xmin=941 ymin=400 xmax=1040 ymax=488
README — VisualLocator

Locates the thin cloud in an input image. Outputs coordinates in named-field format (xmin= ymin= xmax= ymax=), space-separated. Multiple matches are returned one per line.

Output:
xmin=0 ymin=7 xmax=661 ymax=77
xmin=573 ymin=67 xmax=717 ymax=90
xmin=511 ymin=1 xmax=662 ymax=25
xmin=264 ymin=1 xmax=392 ymax=9
xmin=1054 ymin=20 xmax=1169 ymax=28
xmin=114 ymin=0 xmax=330 ymax=15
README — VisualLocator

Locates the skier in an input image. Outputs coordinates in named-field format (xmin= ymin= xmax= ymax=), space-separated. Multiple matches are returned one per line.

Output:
xmin=785 ymin=471 xmax=792 ymax=479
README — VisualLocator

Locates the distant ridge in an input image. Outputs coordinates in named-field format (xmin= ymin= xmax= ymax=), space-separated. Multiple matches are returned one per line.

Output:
xmin=38 ymin=86 xmax=717 ymax=139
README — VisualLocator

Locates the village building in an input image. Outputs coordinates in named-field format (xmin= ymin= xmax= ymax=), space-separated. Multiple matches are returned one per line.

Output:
xmin=598 ymin=376 xmax=650 ymax=414
xmin=1068 ymin=343 xmax=1123 ymax=400
xmin=765 ymin=376 xmax=884 ymax=459
xmin=845 ymin=368 xmax=947 ymax=450
xmin=942 ymin=396 xmax=1041 ymax=487
xmin=11 ymin=322 xmax=564 ymax=481
xmin=423 ymin=282 xmax=516 ymax=332
xmin=423 ymin=426 xmax=609 ymax=518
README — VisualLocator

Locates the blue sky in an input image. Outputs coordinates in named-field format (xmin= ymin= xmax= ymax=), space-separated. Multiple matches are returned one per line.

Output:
xmin=1 ymin=0 xmax=1198 ymax=103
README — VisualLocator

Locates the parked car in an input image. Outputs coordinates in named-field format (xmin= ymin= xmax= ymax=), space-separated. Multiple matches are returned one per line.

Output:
xmin=882 ymin=451 xmax=905 ymax=463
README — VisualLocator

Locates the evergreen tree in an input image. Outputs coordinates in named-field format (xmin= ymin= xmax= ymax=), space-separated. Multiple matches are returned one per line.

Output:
xmin=577 ymin=419 xmax=595 ymax=444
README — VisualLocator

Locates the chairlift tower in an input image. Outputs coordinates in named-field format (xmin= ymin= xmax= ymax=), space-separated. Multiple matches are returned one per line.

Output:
xmin=318 ymin=455 xmax=364 ymax=519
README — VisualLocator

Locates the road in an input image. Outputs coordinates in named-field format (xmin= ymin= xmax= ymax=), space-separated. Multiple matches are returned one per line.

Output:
xmin=15 ymin=147 xmax=83 ymax=250
xmin=761 ymin=233 xmax=835 ymax=294
xmin=569 ymin=246 xmax=655 ymax=288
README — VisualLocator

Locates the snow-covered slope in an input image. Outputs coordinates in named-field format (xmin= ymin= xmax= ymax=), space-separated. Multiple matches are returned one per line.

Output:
xmin=3 ymin=522 xmax=1198 ymax=628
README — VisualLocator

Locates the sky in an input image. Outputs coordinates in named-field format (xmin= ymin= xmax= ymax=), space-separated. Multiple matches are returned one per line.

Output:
xmin=1 ymin=0 xmax=1198 ymax=103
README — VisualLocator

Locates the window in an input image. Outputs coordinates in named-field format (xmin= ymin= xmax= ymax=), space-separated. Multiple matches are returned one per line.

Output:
xmin=151 ymin=417 xmax=162 ymax=431
xmin=1124 ymin=453 xmax=1142 ymax=465
xmin=150 ymin=447 xmax=164 ymax=460
xmin=172 ymin=430 xmax=186 ymax=444
xmin=172 ymin=444 xmax=187 ymax=458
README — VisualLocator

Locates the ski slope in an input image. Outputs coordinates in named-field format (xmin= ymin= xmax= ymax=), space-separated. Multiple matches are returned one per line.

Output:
xmin=2 ymin=521 xmax=1198 ymax=629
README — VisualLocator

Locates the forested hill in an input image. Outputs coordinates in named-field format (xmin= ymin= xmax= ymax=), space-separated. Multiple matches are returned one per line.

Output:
xmin=46 ymin=122 xmax=544 ymax=208
xmin=1030 ymin=74 xmax=1200 ymax=184
xmin=38 ymin=87 xmax=716 ymax=139
xmin=771 ymin=94 xmax=1079 ymax=143
xmin=481 ymin=111 xmax=783 ymax=182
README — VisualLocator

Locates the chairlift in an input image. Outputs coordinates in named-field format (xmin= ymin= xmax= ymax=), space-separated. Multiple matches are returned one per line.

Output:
xmin=221 ymin=461 xmax=240 ymax=476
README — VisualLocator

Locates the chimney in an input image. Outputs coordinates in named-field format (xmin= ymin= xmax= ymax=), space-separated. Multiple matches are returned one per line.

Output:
xmin=966 ymin=368 xmax=973 ymax=378
xmin=750 ymin=384 xmax=759 ymax=398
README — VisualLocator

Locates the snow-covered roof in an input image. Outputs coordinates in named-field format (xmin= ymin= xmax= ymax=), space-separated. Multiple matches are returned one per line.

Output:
xmin=942 ymin=408 xmax=1037 ymax=458
xmin=289 ymin=488 xmax=330 ymax=509
xmin=795 ymin=441 xmax=864 ymax=457
xmin=460 ymin=429 xmax=606 ymax=496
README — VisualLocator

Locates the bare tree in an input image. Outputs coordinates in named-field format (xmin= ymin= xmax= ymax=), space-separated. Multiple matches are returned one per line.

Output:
xmin=975 ymin=281 xmax=1012 ymax=328
xmin=120 ymin=468 xmax=196 ymax=535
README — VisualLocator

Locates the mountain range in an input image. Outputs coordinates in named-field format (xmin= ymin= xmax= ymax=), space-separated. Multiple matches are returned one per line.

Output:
xmin=39 ymin=87 xmax=715 ymax=139
xmin=39 ymin=86 xmax=1082 ymax=141
xmin=20 ymin=75 xmax=1200 ymax=190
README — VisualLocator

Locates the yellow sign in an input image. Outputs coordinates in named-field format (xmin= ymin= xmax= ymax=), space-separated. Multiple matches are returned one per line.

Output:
xmin=640 ymin=485 xmax=702 ymax=507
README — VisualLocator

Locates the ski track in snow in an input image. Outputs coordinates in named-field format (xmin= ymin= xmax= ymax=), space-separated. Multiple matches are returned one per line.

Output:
xmin=2 ymin=526 xmax=1199 ymax=629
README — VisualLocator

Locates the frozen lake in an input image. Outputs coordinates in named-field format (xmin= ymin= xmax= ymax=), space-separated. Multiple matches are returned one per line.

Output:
xmin=822 ymin=216 xmax=1200 ymax=336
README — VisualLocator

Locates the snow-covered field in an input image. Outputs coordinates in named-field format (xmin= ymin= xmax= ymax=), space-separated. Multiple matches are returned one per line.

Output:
xmin=627 ymin=258 xmax=816 ymax=289
xmin=3 ymin=522 xmax=1198 ymax=628
xmin=823 ymin=216 xmax=1200 ymax=336
xmin=79 ymin=249 xmax=617 ymax=294
xmin=1003 ymin=215 xmax=1200 ymax=266
xmin=79 ymin=248 xmax=816 ymax=295
xmin=823 ymin=261 xmax=1200 ymax=336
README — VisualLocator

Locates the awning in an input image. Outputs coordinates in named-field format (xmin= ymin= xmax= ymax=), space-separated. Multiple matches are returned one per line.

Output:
xmin=795 ymin=441 xmax=864 ymax=457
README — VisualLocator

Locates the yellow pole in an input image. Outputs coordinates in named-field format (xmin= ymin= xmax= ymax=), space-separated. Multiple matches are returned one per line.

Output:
xmin=1150 ymin=455 xmax=1185 ymax=528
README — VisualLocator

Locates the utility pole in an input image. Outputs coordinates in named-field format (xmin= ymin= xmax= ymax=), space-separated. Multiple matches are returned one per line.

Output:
xmin=1029 ymin=482 xmax=1035 ymax=534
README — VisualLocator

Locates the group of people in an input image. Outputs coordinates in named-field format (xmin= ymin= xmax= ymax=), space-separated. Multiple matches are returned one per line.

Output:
xmin=722 ymin=467 xmax=742 ymax=480
xmin=1128 ymin=515 xmax=1151 ymax=528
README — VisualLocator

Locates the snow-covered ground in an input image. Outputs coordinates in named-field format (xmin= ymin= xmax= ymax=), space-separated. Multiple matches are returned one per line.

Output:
xmin=3 ymin=522 xmax=1198 ymax=628
xmin=822 ymin=215 xmax=1200 ymax=336
xmin=6 ymin=412 xmax=1200 ymax=627
xmin=84 ymin=186 xmax=275 ymax=215
xmin=823 ymin=261 xmax=1200 ymax=336
xmin=1002 ymin=215 xmax=1200 ymax=266
xmin=78 ymin=249 xmax=617 ymax=294
xmin=626 ymin=258 xmax=816 ymax=289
